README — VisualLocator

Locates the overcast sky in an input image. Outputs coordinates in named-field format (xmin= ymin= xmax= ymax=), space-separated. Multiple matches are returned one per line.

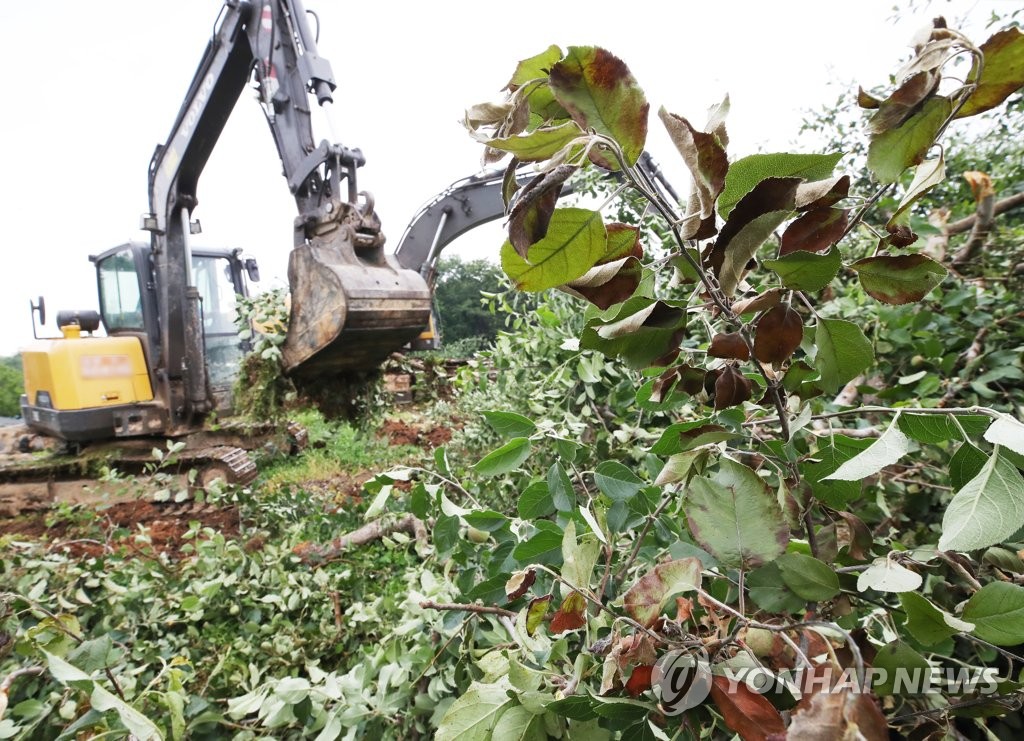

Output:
xmin=0 ymin=0 xmax=1010 ymax=355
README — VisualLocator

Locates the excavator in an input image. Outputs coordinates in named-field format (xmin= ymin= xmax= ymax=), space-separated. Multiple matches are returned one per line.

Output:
xmin=5 ymin=0 xmax=677 ymax=509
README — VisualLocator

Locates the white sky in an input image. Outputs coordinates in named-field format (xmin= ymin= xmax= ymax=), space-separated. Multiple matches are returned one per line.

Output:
xmin=0 ymin=0 xmax=1010 ymax=355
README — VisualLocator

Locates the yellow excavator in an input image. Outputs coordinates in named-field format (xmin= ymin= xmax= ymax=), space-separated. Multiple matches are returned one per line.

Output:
xmin=12 ymin=0 xmax=436 ymax=495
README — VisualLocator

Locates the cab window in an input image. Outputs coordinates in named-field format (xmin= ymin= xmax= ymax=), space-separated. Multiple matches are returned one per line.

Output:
xmin=97 ymin=249 xmax=144 ymax=332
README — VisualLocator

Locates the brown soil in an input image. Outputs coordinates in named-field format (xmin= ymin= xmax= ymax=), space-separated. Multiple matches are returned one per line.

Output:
xmin=379 ymin=419 xmax=453 ymax=449
xmin=0 ymin=500 xmax=240 ymax=558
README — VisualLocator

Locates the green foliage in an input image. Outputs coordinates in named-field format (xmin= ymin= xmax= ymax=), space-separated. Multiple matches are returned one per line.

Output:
xmin=232 ymin=287 xmax=296 ymax=421
xmin=433 ymin=256 xmax=508 ymax=347
xmin=0 ymin=356 xmax=24 ymax=417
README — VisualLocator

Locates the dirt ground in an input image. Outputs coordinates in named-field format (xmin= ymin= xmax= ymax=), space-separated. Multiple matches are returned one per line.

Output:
xmin=0 ymin=500 xmax=240 ymax=558
xmin=379 ymin=418 xmax=453 ymax=448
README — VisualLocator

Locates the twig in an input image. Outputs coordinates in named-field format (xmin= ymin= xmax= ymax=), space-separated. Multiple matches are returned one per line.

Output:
xmin=330 ymin=591 xmax=343 ymax=632
xmin=0 ymin=667 xmax=45 ymax=722
xmin=419 ymin=601 xmax=516 ymax=619
xmin=615 ymin=488 xmax=678 ymax=585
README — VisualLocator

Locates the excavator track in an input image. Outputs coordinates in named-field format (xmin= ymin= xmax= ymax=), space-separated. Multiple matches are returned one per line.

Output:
xmin=0 ymin=420 xmax=305 ymax=517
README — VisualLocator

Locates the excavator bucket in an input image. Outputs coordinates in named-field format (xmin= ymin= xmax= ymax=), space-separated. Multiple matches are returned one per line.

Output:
xmin=281 ymin=226 xmax=432 ymax=377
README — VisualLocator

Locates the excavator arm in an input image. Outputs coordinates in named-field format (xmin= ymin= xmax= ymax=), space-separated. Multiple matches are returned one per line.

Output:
xmin=144 ymin=0 xmax=429 ymax=431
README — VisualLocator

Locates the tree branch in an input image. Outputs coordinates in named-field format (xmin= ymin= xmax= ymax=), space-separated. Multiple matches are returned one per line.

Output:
xmin=293 ymin=514 xmax=428 ymax=565
xmin=945 ymin=191 xmax=1024 ymax=236
xmin=419 ymin=601 xmax=516 ymax=619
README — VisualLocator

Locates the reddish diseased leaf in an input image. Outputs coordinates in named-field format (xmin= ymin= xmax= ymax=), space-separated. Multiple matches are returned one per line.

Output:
xmin=850 ymin=253 xmax=947 ymax=305
xmin=709 ymin=675 xmax=786 ymax=741
xmin=707 ymin=177 xmax=799 ymax=296
xmin=550 ymin=591 xmax=587 ymax=635
xmin=885 ymin=223 xmax=919 ymax=248
xmin=956 ymin=27 xmax=1024 ymax=119
xmin=714 ymin=365 xmax=753 ymax=410
xmin=732 ymin=288 xmax=784 ymax=316
xmin=505 ymin=568 xmax=536 ymax=601
xmin=623 ymin=558 xmax=702 ymax=627
xmin=624 ymin=665 xmax=654 ymax=698
xmin=549 ymin=47 xmax=649 ymax=168
xmin=508 ymin=166 xmax=577 ymax=256
xmin=525 ymin=595 xmax=551 ymax=636
xmin=867 ymin=95 xmax=951 ymax=184
xmin=709 ymin=332 xmax=751 ymax=361
xmin=675 ymin=596 xmax=695 ymax=623
xmin=753 ymin=305 xmax=804 ymax=365
xmin=616 ymin=633 xmax=657 ymax=669
xmin=659 ymin=107 xmax=729 ymax=219
xmin=779 ymin=208 xmax=849 ymax=256
xmin=868 ymin=70 xmax=941 ymax=134
xmin=786 ymin=685 xmax=888 ymax=741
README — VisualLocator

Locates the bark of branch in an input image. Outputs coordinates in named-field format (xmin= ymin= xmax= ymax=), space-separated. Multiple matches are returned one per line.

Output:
xmin=0 ymin=667 xmax=45 ymax=722
xmin=419 ymin=601 xmax=517 ymax=619
xmin=293 ymin=514 xmax=428 ymax=564
xmin=951 ymin=191 xmax=996 ymax=268
xmin=946 ymin=191 xmax=1024 ymax=236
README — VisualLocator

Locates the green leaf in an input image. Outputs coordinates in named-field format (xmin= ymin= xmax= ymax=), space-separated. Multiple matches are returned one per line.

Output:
xmin=956 ymin=27 xmax=1024 ymax=118
xmin=501 ymin=208 xmax=607 ymax=291
xmin=871 ymin=641 xmax=931 ymax=696
xmin=491 ymin=704 xmax=548 ymax=741
xmin=763 ymin=246 xmax=842 ymax=292
xmin=561 ymin=520 xmax=601 ymax=595
xmin=546 ymin=695 xmax=597 ymax=721
xmin=823 ymin=415 xmax=910 ymax=481
xmin=549 ymin=46 xmax=649 ymax=167
xmin=897 ymin=413 xmax=970 ymax=445
xmin=887 ymin=154 xmax=945 ymax=228
xmin=899 ymin=592 xmax=974 ymax=646
xmin=650 ymin=419 xmax=734 ymax=456
xmin=685 ymin=459 xmax=789 ymax=568
xmin=514 ymin=521 xmax=565 ymax=563
xmin=814 ymin=318 xmax=873 ymax=394
xmin=486 ymin=122 xmax=583 ymax=162
xmin=856 ymin=558 xmax=922 ymax=593
xmin=482 ymin=411 xmax=537 ymax=438
xmin=867 ymin=96 xmax=952 ymax=184
xmin=938 ymin=450 xmax=1024 ymax=552
xmin=623 ymin=557 xmax=702 ymax=626
xmin=776 ymin=553 xmax=840 ymax=601
xmin=473 ymin=437 xmax=533 ymax=477
xmin=507 ymin=45 xmax=563 ymax=90
xmin=963 ymin=582 xmax=1024 ymax=646
xmin=548 ymin=463 xmax=576 ymax=512
xmin=718 ymin=152 xmax=843 ymax=219
xmin=849 ymin=254 xmax=947 ymax=305
xmin=984 ymin=415 xmax=1024 ymax=457
xmin=518 ymin=481 xmax=555 ymax=519
xmin=747 ymin=562 xmax=807 ymax=613
xmin=594 ymin=461 xmax=644 ymax=502
xmin=90 ymin=684 xmax=164 ymax=740
xmin=435 ymin=680 xmax=515 ymax=741
xmin=950 ymin=442 xmax=988 ymax=491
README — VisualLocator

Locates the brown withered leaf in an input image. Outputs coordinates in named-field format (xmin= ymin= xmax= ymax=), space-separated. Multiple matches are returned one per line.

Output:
xmin=885 ymin=223 xmax=919 ymax=248
xmin=706 ymin=177 xmax=799 ymax=296
xmin=869 ymin=70 xmax=941 ymax=134
xmin=786 ymin=685 xmax=888 ymax=741
xmin=714 ymin=365 xmax=753 ymax=410
xmin=659 ymin=107 xmax=729 ymax=219
xmin=505 ymin=568 xmax=536 ymax=601
xmin=779 ymin=208 xmax=849 ymax=256
xmin=732 ymin=288 xmax=784 ymax=316
xmin=616 ymin=633 xmax=658 ymax=670
xmin=709 ymin=332 xmax=751 ymax=361
xmin=625 ymin=665 xmax=654 ymax=698
xmin=675 ymin=596 xmax=695 ymax=623
xmin=562 ymin=223 xmax=644 ymax=309
xmin=623 ymin=558 xmax=702 ymax=627
xmin=753 ymin=305 xmax=804 ymax=365
xmin=709 ymin=675 xmax=786 ymax=741
xmin=956 ymin=27 xmax=1024 ymax=118
xmin=550 ymin=591 xmax=587 ymax=635
xmin=835 ymin=511 xmax=874 ymax=560
xmin=508 ymin=165 xmax=576 ymax=256
xmin=796 ymin=175 xmax=851 ymax=211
